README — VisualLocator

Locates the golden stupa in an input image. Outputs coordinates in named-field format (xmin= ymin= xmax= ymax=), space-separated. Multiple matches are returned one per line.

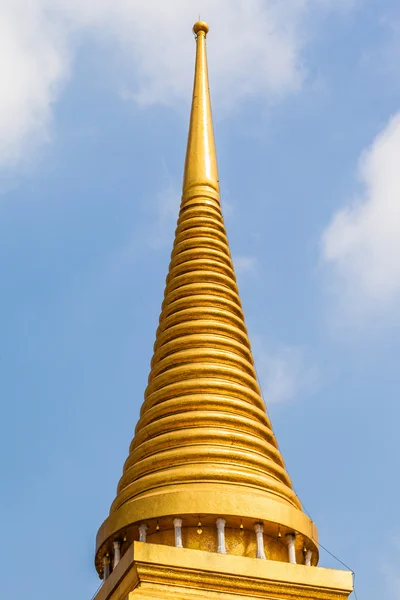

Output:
xmin=92 ymin=22 xmax=353 ymax=600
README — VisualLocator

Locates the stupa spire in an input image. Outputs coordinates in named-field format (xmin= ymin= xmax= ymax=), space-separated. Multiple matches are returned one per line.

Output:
xmin=97 ymin=19 xmax=304 ymax=529
xmin=93 ymin=21 xmax=335 ymax=589
xmin=183 ymin=21 xmax=219 ymax=196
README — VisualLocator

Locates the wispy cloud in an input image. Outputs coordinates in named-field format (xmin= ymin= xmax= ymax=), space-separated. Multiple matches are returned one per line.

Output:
xmin=252 ymin=337 xmax=320 ymax=404
xmin=233 ymin=255 xmax=258 ymax=275
xmin=382 ymin=537 xmax=400 ymax=600
xmin=145 ymin=185 xmax=180 ymax=250
xmin=0 ymin=0 xmax=355 ymax=168
xmin=321 ymin=113 xmax=400 ymax=325
xmin=383 ymin=565 xmax=400 ymax=600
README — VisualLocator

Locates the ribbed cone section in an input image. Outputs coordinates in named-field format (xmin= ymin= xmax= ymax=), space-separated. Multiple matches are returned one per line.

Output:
xmin=110 ymin=190 xmax=301 ymax=514
xmin=108 ymin=22 xmax=302 ymax=518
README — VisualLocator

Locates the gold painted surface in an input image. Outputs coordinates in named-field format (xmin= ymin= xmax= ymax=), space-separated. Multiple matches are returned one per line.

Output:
xmin=146 ymin=525 xmax=289 ymax=562
xmin=92 ymin=542 xmax=353 ymax=600
xmin=183 ymin=20 xmax=218 ymax=196
xmin=95 ymin=19 xmax=321 ymax=577
xmin=96 ymin=486 xmax=319 ymax=572
xmin=93 ymin=545 xmax=138 ymax=600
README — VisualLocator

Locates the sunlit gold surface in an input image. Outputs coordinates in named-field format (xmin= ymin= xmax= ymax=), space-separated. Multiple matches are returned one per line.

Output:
xmin=96 ymin=485 xmax=319 ymax=571
xmin=93 ymin=20 xmax=352 ymax=600
xmin=95 ymin=543 xmax=353 ymax=600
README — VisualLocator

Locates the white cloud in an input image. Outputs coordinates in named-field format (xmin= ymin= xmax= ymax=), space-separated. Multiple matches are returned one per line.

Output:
xmin=252 ymin=338 xmax=320 ymax=404
xmin=321 ymin=113 xmax=400 ymax=321
xmin=0 ymin=2 xmax=70 ymax=165
xmin=0 ymin=0 xmax=354 ymax=168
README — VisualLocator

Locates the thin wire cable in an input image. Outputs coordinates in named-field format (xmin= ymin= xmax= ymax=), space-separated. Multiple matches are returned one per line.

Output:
xmin=317 ymin=543 xmax=359 ymax=600
xmin=253 ymin=361 xmax=360 ymax=599
xmin=90 ymin=582 xmax=102 ymax=600
xmin=318 ymin=540 xmax=353 ymax=571
xmin=352 ymin=573 xmax=359 ymax=600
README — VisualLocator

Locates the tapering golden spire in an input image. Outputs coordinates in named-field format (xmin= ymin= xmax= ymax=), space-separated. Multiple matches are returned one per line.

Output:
xmin=183 ymin=21 xmax=219 ymax=196
xmin=95 ymin=21 xmax=319 ymax=574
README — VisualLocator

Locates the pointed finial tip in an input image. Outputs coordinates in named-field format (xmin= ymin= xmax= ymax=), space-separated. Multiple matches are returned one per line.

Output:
xmin=193 ymin=21 xmax=209 ymax=36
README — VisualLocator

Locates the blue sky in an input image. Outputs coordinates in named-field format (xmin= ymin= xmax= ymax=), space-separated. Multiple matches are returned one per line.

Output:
xmin=1 ymin=1 xmax=400 ymax=599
